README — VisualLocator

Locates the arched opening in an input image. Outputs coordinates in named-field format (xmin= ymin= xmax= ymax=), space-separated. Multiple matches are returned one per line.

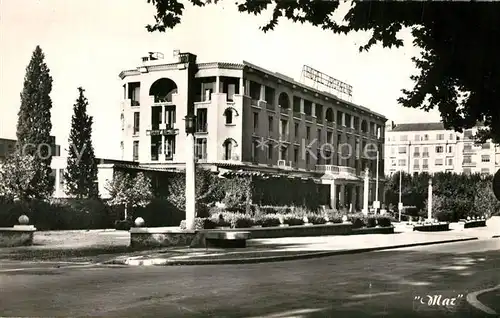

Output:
xmin=223 ymin=138 xmax=238 ymax=160
xmin=325 ymin=108 xmax=334 ymax=122
xmin=223 ymin=107 xmax=239 ymax=125
xmin=149 ymin=78 xmax=178 ymax=103
xmin=278 ymin=92 xmax=290 ymax=109
xmin=361 ymin=120 xmax=368 ymax=133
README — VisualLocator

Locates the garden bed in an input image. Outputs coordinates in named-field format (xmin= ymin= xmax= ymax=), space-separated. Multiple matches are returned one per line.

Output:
xmin=352 ymin=225 xmax=395 ymax=235
xmin=458 ymin=219 xmax=486 ymax=229
xmin=413 ymin=222 xmax=450 ymax=232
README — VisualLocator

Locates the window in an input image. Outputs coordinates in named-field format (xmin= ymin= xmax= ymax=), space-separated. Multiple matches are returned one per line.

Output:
xmin=294 ymin=123 xmax=299 ymax=138
xmin=293 ymin=147 xmax=299 ymax=163
xmin=482 ymin=155 xmax=490 ymax=162
xmin=481 ymin=168 xmax=490 ymax=174
xmin=133 ymin=112 xmax=140 ymax=135
xmin=414 ymin=134 xmax=420 ymax=141
xmin=447 ymin=158 xmax=453 ymax=166
xmin=280 ymin=147 xmax=288 ymax=161
xmin=306 ymin=152 xmax=310 ymax=165
xmin=398 ymin=146 xmax=407 ymax=154
xmin=424 ymin=134 xmax=429 ymax=141
xmin=281 ymin=119 xmax=289 ymax=137
xmin=413 ymin=159 xmax=419 ymax=168
xmin=398 ymin=159 xmax=406 ymax=166
xmin=423 ymin=147 xmax=429 ymax=157
xmin=435 ymin=158 xmax=443 ymax=166
xmin=400 ymin=135 xmax=408 ymax=141
xmin=391 ymin=146 xmax=396 ymax=155
xmin=196 ymin=108 xmax=208 ymax=132
xmin=317 ymin=129 xmax=322 ymax=142
xmin=264 ymin=86 xmax=275 ymax=105
xmin=133 ymin=141 xmax=139 ymax=161
xmin=391 ymin=159 xmax=396 ymax=167
xmin=306 ymin=126 xmax=311 ymax=139
xmin=224 ymin=108 xmax=233 ymax=124
xmin=423 ymin=159 xmax=429 ymax=168
xmin=268 ymin=116 xmax=273 ymax=132
xmin=251 ymin=139 xmax=259 ymax=162
xmin=253 ymin=112 xmax=258 ymax=131
xmin=463 ymin=156 xmax=472 ymax=164
xmin=436 ymin=146 xmax=444 ymax=153
xmin=195 ymin=138 xmax=207 ymax=159
xmin=449 ymin=134 xmax=454 ymax=140
xmin=165 ymin=137 xmax=175 ymax=159
xmin=447 ymin=145 xmax=453 ymax=153
xmin=120 ymin=113 xmax=124 ymax=130
xmin=463 ymin=168 xmax=471 ymax=175
xmin=414 ymin=147 xmax=420 ymax=156
xmin=436 ymin=134 xmax=445 ymax=140
xmin=165 ymin=107 xmax=175 ymax=127
xmin=128 ymin=82 xmax=141 ymax=106
xmin=268 ymin=143 xmax=273 ymax=160
xmin=482 ymin=143 xmax=491 ymax=149
xmin=223 ymin=140 xmax=234 ymax=160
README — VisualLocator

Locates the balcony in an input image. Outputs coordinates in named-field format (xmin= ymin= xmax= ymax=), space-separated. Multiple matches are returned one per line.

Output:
xmin=250 ymin=98 xmax=259 ymax=106
xmin=462 ymin=161 xmax=477 ymax=167
xmin=316 ymin=165 xmax=357 ymax=178
xmin=413 ymin=152 xmax=420 ymax=157
xmin=146 ymin=124 xmax=179 ymax=136
xmin=195 ymin=123 xmax=208 ymax=133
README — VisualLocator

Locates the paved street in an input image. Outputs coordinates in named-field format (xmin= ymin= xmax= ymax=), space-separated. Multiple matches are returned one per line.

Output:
xmin=1 ymin=239 xmax=499 ymax=317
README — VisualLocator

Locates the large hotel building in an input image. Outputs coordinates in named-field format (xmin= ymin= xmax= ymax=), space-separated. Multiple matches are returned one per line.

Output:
xmin=385 ymin=122 xmax=500 ymax=176
xmin=117 ymin=52 xmax=387 ymax=209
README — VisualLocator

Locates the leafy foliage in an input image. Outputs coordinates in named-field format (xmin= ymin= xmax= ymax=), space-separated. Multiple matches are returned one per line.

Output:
xmin=0 ymin=151 xmax=38 ymax=201
xmin=64 ymin=87 xmax=99 ymax=198
xmin=106 ymin=171 xmax=153 ymax=219
xmin=16 ymin=45 xmax=54 ymax=198
xmin=147 ymin=1 xmax=500 ymax=142
xmin=166 ymin=167 xmax=224 ymax=214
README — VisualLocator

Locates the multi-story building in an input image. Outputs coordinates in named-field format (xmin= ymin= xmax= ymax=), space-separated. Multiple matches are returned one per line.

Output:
xmin=385 ymin=122 xmax=500 ymax=176
xmin=0 ymin=136 xmax=60 ymax=161
xmin=118 ymin=51 xmax=387 ymax=209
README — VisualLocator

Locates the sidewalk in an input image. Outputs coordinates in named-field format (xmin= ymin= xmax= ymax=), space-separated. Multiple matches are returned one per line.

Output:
xmin=107 ymin=230 xmax=486 ymax=266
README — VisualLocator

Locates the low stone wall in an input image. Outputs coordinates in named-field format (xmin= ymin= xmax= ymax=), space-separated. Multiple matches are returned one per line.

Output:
xmin=0 ymin=225 xmax=36 ymax=247
xmin=457 ymin=220 xmax=487 ymax=229
xmin=130 ymin=227 xmax=198 ymax=248
xmin=352 ymin=226 xmax=395 ymax=235
xmin=210 ymin=222 xmax=354 ymax=239
xmin=413 ymin=222 xmax=450 ymax=232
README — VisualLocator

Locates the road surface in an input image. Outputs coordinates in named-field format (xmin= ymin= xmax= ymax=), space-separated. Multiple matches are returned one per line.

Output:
xmin=1 ymin=239 xmax=499 ymax=317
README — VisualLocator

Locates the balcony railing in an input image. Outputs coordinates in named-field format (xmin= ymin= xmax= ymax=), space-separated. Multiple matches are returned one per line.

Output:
xmin=422 ymin=165 xmax=429 ymax=169
xmin=279 ymin=133 xmax=289 ymax=141
xmin=316 ymin=164 xmax=357 ymax=177
xmin=305 ymin=114 xmax=313 ymax=122
xmin=250 ymin=98 xmax=259 ymax=106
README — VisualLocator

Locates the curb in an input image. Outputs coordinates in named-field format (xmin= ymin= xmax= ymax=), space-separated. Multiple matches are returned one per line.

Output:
xmin=492 ymin=235 xmax=500 ymax=238
xmin=105 ymin=237 xmax=479 ymax=266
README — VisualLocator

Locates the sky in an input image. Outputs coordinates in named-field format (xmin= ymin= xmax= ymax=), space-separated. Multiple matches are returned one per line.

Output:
xmin=0 ymin=0 xmax=441 ymax=159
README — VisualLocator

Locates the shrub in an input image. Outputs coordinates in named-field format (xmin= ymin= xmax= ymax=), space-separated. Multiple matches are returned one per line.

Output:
xmin=114 ymin=219 xmax=133 ymax=231
xmin=376 ymin=216 xmax=393 ymax=227
xmin=179 ymin=217 xmax=216 ymax=230
xmin=231 ymin=213 xmax=255 ymax=228
xmin=306 ymin=212 xmax=327 ymax=224
xmin=366 ymin=216 xmax=377 ymax=228
xmin=323 ymin=209 xmax=343 ymax=223
xmin=210 ymin=212 xmax=232 ymax=228
xmin=347 ymin=213 xmax=366 ymax=229
xmin=283 ymin=213 xmax=304 ymax=226
xmin=258 ymin=206 xmax=293 ymax=214
xmin=256 ymin=214 xmax=281 ymax=227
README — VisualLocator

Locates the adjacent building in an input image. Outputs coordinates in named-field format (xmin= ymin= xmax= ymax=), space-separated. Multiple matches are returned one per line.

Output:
xmin=117 ymin=51 xmax=387 ymax=210
xmin=385 ymin=122 xmax=500 ymax=176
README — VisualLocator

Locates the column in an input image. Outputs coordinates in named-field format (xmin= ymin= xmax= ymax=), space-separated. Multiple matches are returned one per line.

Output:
xmin=330 ymin=180 xmax=337 ymax=210
xmin=350 ymin=184 xmax=356 ymax=211
xmin=312 ymin=103 xmax=316 ymax=118
xmin=245 ymin=80 xmax=250 ymax=96
xmin=363 ymin=169 xmax=369 ymax=215
xmin=239 ymin=78 xmax=244 ymax=95
xmin=357 ymin=185 xmax=363 ymax=211
xmin=300 ymin=98 xmax=304 ymax=114
xmin=340 ymin=183 xmax=346 ymax=208
xmin=260 ymin=84 xmax=265 ymax=101
xmin=185 ymin=133 xmax=196 ymax=230
xmin=350 ymin=116 xmax=354 ymax=129
xmin=215 ymin=76 xmax=220 ymax=94
xmin=161 ymin=135 xmax=166 ymax=161
xmin=55 ymin=169 xmax=60 ymax=197
xmin=342 ymin=113 xmax=346 ymax=126
xmin=161 ymin=106 xmax=166 ymax=126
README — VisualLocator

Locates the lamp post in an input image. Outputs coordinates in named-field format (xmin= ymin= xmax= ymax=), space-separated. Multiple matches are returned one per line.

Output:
xmin=374 ymin=129 xmax=381 ymax=213
xmin=398 ymin=170 xmax=403 ymax=222
xmin=184 ymin=113 xmax=196 ymax=230
xmin=427 ymin=177 xmax=433 ymax=222
xmin=362 ymin=167 xmax=369 ymax=215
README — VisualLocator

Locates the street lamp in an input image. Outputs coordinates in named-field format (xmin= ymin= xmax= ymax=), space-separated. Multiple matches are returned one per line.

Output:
xmin=184 ymin=113 xmax=197 ymax=230
xmin=398 ymin=170 xmax=403 ymax=222
xmin=427 ymin=177 xmax=433 ymax=222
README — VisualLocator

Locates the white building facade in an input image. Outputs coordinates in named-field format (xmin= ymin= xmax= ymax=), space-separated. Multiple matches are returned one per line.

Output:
xmin=385 ymin=122 xmax=500 ymax=176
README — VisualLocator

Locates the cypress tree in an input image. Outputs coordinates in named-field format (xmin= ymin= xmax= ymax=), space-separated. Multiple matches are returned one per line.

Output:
xmin=16 ymin=45 xmax=54 ymax=198
xmin=64 ymin=87 xmax=99 ymax=198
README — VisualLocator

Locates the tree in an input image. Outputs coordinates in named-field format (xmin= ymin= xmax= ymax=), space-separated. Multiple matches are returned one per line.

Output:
xmin=106 ymin=171 xmax=153 ymax=219
xmin=147 ymin=1 xmax=500 ymax=143
xmin=16 ymin=45 xmax=54 ymax=198
xmin=473 ymin=177 xmax=500 ymax=218
xmin=0 ymin=151 xmax=38 ymax=202
xmin=167 ymin=167 xmax=224 ymax=215
xmin=63 ymin=87 xmax=99 ymax=198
